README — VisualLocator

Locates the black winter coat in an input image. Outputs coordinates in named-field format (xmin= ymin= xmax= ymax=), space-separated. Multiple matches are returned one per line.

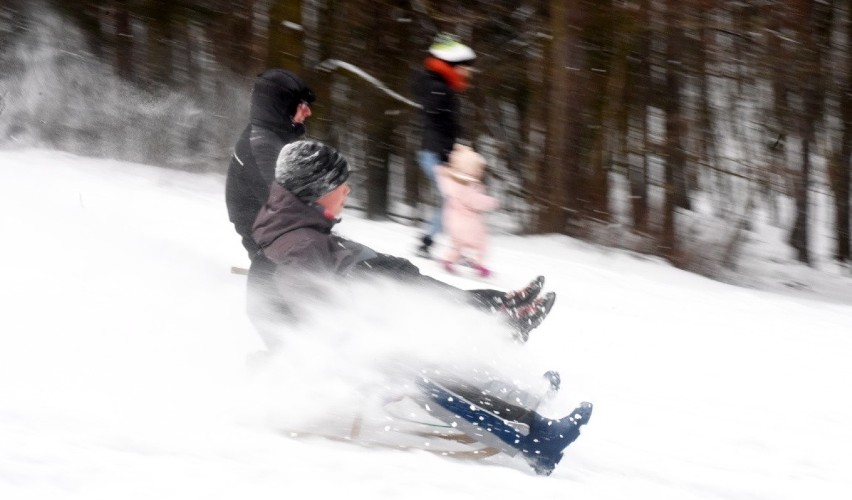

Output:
xmin=226 ymin=70 xmax=314 ymax=258
xmin=413 ymin=69 xmax=461 ymax=162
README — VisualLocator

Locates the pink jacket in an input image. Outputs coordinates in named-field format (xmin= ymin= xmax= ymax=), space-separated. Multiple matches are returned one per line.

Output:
xmin=437 ymin=167 xmax=499 ymax=251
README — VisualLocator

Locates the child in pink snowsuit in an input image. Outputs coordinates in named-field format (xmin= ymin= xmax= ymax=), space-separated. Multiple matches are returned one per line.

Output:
xmin=436 ymin=144 xmax=499 ymax=277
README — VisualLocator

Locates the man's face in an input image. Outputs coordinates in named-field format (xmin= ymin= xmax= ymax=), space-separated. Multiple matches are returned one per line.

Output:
xmin=317 ymin=181 xmax=351 ymax=217
xmin=293 ymin=101 xmax=312 ymax=124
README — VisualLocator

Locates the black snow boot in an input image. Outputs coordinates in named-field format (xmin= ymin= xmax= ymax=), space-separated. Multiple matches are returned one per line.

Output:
xmin=468 ymin=276 xmax=544 ymax=313
xmin=502 ymin=275 xmax=545 ymax=308
xmin=505 ymin=291 xmax=557 ymax=342
xmin=416 ymin=234 xmax=433 ymax=258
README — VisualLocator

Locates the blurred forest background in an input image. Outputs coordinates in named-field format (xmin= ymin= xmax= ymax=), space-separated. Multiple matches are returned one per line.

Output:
xmin=0 ymin=0 xmax=850 ymax=277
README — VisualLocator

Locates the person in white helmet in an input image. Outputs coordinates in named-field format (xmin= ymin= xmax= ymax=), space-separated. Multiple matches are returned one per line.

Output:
xmin=412 ymin=33 xmax=477 ymax=258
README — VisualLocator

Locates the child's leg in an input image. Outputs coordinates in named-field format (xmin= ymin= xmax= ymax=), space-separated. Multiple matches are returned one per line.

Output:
xmin=444 ymin=239 xmax=461 ymax=263
xmin=468 ymin=242 xmax=488 ymax=267
xmin=442 ymin=243 xmax=460 ymax=273
xmin=470 ymin=245 xmax=491 ymax=277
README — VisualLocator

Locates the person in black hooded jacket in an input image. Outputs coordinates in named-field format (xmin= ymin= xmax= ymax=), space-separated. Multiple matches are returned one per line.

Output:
xmin=226 ymin=69 xmax=316 ymax=260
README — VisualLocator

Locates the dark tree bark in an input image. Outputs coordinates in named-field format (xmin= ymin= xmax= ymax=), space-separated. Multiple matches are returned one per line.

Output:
xmin=836 ymin=2 xmax=852 ymax=262
xmin=308 ymin=0 xmax=344 ymax=147
xmin=660 ymin=0 xmax=688 ymax=260
xmin=790 ymin=128 xmax=812 ymax=264
xmin=669 ymin=2 xmax=690 ymax=213
xmin=765 ymin=4 xmax=791 ymax=225
xmin=113 ymin=0 xmax=134 ymax=82
xmin=625 ymin=0 xmax=651 ymax=234
xmin=536 ymin=0 xmax=586 ymax=233
xmin=789 ymin=1 xmax=832 ymax=265
xmin=354 ymin=0 xmax=411 ymax=219
xmin=226 ymin=0 xmax=259 ymax=75
xmin=694 ymin=0 xmax=717 ymax=169
xmin=583 ymin=0 xmax=616 ymax=222
xmin=142 ymin=0 xmax=176 ymax=87
xmin=266 ymin=0 xmax=304 ymax=73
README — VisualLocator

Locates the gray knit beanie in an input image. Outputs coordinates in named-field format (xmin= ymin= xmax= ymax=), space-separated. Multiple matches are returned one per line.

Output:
xmin=275 ymin=140 xmax=350 ymax=203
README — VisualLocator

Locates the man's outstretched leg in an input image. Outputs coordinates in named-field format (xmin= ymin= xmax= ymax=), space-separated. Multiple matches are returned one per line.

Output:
xmin=468 ymin=275 xmax=545 ymax=311
xmin=467 ymin=276 xmax=557 ymax=341
xmin=506 ymin=292 xmax=557 ymax=342
xmin=416 ymin=376 xmax=592 ymax=476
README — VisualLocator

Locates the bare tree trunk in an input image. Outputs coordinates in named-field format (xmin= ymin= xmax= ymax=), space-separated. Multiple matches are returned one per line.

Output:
xmin=766 ymin=5 xmax=791 ymax=225
xmin=310 ymin=0 xmax=343 ymax=146
xmin=585 ymin=0 xmax=617 ymax=222
xmin=362 ymin=5 xmax=392 ymax=220
xmin=626 ymin=0 xmax=650 ymax=234
xmin=364 ymin=115 xmax=392 ymax=219
xmin=834 ymin=126 xmax=851 ymax=262
xmin=228 ymin=0 xmax=259 ymax=75
xmin=113 ymin=0 xmax=134 ymax=82
xmin=789 ymin=1 xmax=833 ymax=265
xmin=523 ymin=6 xmax=551 ymax=232
xmin=537 ymin=0 xmax=586 ymax=233
xmin=836 ymin=1 xmax=852 ymax=262
xmin=695 ymin=0 xmax=716 ymax=169
xmin=669 ymin=1 xmax=690 ymax=212
xmin=790 ymin=133 xmax=812 ymax=264
xmin=536 ymin=0 xmax=569 ymax=232
xmin=660 ymin=0 xmax=687 ymax=260
xmin=144 ymin=1 xmax=175 ymax=87
xmin=357 ymin=0 xmax=410 ymax=219
xmin=266 ymin=0 xmax=304 ymax=72
xmin=195 ymin=1 xmax=256 ymax=75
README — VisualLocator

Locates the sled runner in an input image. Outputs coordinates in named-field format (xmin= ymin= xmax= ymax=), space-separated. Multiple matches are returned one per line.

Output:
xmin=278 ymin=371 xmax=589 ymax=475
xmin=280 ymin=393 xmax=502 ymax=460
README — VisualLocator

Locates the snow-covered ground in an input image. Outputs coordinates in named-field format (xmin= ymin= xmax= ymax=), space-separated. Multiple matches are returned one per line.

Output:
xmin=1 ymin=149 xmax=851 ymax=499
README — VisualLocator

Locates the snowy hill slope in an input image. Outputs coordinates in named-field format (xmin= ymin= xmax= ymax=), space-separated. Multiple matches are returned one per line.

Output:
xmin=1 ymin=149 xmax=851 ymax=500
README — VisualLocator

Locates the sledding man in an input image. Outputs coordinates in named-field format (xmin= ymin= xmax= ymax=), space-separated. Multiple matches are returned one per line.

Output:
xmin=247 ymin=139 xmax=592 ymax=475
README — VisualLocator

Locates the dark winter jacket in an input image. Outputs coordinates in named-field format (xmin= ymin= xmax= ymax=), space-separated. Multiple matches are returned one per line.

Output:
xmin=226 ymin=70 xmax=315 ymax=258
xmin=253 ymin=183 xmax=447 ymax=281
xmin=246 ymin=184 xmax=456 ymax=337
xmin=253 ymin=183 xmax=375 ymax=277
xmin=413 ymin=67 xmax=461 ymax=162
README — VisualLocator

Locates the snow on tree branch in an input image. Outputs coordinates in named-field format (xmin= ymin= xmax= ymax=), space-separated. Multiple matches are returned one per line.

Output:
xmin=317 ymin=59 xmax=422 ymax=109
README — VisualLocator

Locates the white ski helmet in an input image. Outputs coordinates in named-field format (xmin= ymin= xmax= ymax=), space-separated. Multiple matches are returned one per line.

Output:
xmin=428 ymin=33 xmax=476 ymax=65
